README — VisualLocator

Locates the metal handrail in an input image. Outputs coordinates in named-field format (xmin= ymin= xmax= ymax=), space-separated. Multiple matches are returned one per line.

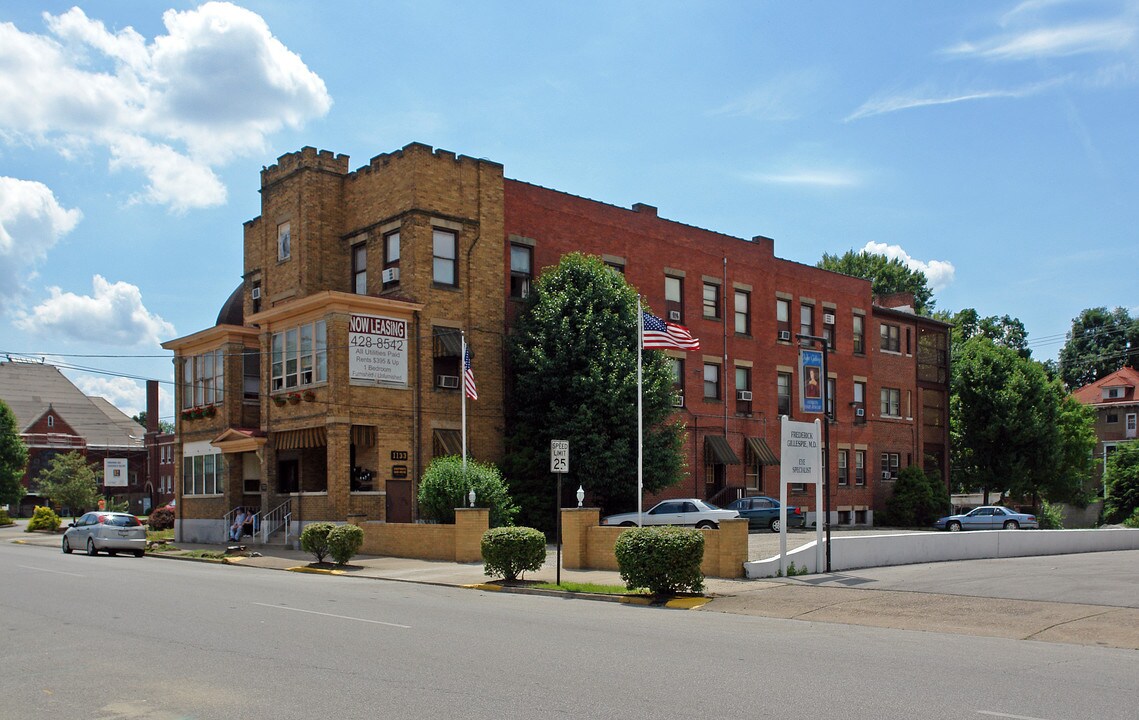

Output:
xmin=261 ymin=499 xmax=291 ymax=544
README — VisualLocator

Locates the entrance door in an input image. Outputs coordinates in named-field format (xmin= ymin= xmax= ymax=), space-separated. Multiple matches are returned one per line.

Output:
xmin=386 ymin=480 xmax=412 ymax=523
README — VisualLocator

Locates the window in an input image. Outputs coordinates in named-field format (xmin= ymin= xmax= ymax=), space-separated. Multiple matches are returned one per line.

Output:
xmin=277 ymin=222 xmax=291 ymax=261
xmin=383 ymin=231 xmax=400 ymax=288
xmin=917 ymin=327 xmax=948 ymax=383
xmin=777 ymin=372 xmax=792 ymax=416
xmin=823 ymin=310 xmax=835 ymax=349
xmin=1107 ymin=413 xmax=1119 ymax=424
xmin=243 ymin=349 xmax=260 ymax=400
xmin=352 ymin=242 xmax=367 ymax=295
xmin=734 ymin=290 xmax=750 ymax=335
xmin=182 ymin=349 xmax=225 ymax=408
xmin=881 ymin=387 xmax=901 ymax=417
xmin=432 ymin=327 xmax=462 ymax=388
xmin=604 ymin=259 xmax=625 ymax=274
xmin=671 ymin=357 xmax=685 ymax=406
xmin=665 ymin=276 xmax=683 ymax=323
xmin=703 ymin=363 xmax=720 ymax=400
xmin=800 ymin=303 xmax=814 ymax=339
xmin=183 ymin=443 xmax=223 ymax=495
xmin=881 ymin=452 xmax=900 ymax=480
xmin=510 ymin=244 xmax=532 ymax=299
xmin=838 ymin=450 xmax=848 ymax=486
xmin=855 ymin=450 xmax=865 ymax=485
xmin=271 ymin=320 xmax=327 ymax=391
xmin=252 ymin=281 xmax=262 ymax=314
xmin=47 ymin=415 xmax=54 ymax=428
xmin=703 ymin=282 xmax=720 ymax=319
xmin=432 ymin=229 xmax=457 ymax=285
xmin=735 ymin=366 xmax=751 ymax=413
xmin=880 ymin=323 xmax=900 ymax=352
xmin=853 ymin=315 xmax=864 ymax=354
xmin=826 ymin=378 xmax=836 ymax=418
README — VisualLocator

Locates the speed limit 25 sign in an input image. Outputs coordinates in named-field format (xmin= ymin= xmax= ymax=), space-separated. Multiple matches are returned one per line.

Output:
xmin=550 ymin=439 xmax=569 ymax=474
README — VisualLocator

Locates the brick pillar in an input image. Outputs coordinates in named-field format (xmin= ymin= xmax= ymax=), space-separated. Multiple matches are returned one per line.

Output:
xmin=715 ymin=518 xmax=748 ymax=578
xmin=326 ymin=422 xmax=350 ymax=519
xmin=454 ymin=507 xmax=489 ymax=563
xmin=560 ymin=507 xmax=600 ymax=569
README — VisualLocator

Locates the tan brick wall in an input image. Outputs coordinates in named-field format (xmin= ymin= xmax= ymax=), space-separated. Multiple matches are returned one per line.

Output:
xmin=354 ymin=507 xmax=487 ymax=562
xmin=565 ymin=513 xmax=746 ymax=579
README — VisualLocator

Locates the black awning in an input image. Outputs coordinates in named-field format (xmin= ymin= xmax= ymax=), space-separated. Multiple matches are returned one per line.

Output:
xmin=746 ymin=437 xmax=779 ymax=466
xmin=704 ymin=435 xmax=740 ymax=465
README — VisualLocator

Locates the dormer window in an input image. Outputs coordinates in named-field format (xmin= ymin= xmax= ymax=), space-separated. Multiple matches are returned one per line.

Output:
xmin=47 ymin=415 xmax=54 ymax=428
xmin=1103 ymin=387 xmax=1124 ymax=399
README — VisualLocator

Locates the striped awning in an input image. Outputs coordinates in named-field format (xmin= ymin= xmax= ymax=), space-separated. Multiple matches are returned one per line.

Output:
xmin=704 ymin=435 xmax=740 ymax=465
xmin=274 ymin=426 xmax=327 ymax=450
xmin=434 ymin=429 xmax=463 ymax=456
xmin=351 ymin=425 xmax=376 ymax=448
xmin=746 ymin=437 xmax=779 ymax=466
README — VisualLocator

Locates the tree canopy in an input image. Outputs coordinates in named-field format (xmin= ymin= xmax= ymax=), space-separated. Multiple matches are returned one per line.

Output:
xmin=32 ymin=451 xmax=100 ymax=518
xmin=938 ymin=308 xmax=1031 ymax=359
xmin=0 ymin=400 xmax=29 ymax=507
xmin=951 ymin=336 xmax=1095 ymax=506
xmin=1057 ymin=306 xmax=1138 ymax=389
xmin=504 ymin=253 xmax=686 ymax=530
xmin=132 ymin=411 xmax=175 ymax=435
xmin=817 ymin=250 xmax=935 ymax=314
xmin=1104 ymin=441 xmax=1139 ymax=525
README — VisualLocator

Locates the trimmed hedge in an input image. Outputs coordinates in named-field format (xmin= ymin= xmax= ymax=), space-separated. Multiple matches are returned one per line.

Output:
xmin=26 ymin=505 xmax=60 ymax=532
xmin=481 ymin=526 xmax=546 ymax=581
xmin=299 ymin=522 xmax=335 ymax=563
xmin=147 ymin=506 xmax=175 ymax=531
xmin=328 ymin=524 xmax=364 ymax=565
xmin=614 ymin=525 xmax=705 ymax=595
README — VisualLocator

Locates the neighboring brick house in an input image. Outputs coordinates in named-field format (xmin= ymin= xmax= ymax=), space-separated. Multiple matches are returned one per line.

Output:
xmin=1072 ymin=367 xmax=1139 ymax=485
xmin=163 ymin=141 xmax=950 ymax=543
xmin=0 ymin=360 xmax=150 ymax=516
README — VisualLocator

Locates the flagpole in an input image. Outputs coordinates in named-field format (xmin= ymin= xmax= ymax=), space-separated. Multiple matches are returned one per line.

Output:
xmin=637 ymin=298 xmax=644 ymax=527
xmin=461 ymin=331 xmax=468 ymax=474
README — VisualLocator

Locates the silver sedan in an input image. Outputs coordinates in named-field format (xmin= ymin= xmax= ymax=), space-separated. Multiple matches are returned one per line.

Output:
xmin=62 ymin=511 xmax=147 ymax=557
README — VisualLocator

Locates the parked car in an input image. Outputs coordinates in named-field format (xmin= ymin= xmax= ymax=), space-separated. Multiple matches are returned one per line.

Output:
xmin=600 ymin=499 xmax=739 ymax=529
xmin=933 ymin=506 xmax=1038 ymax=531
xmin=725 ymin=496 xmax=806 ymax=532
xmin=62 ymin=511 xmax=147 ymax=557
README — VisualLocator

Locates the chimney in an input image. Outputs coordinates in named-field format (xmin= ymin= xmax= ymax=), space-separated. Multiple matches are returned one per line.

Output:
xmin=631 ymin=203 xmax=657 ymax=217
xmin=146 ymin=380 xmax=159 ymax=434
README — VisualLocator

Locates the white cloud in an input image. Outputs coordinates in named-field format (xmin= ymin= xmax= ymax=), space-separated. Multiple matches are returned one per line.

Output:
xmin=0 ymin=177 xmax=82 ymax=299
xmin=14 ymin=275 xmax=176 ymax=346
xmin=861 ymin=241 xmax=956 ymax=292
xmin=846 ymin=78 xmax=1064 ymax=121
xmin=72 ymin=375 xmax=147 ymax=419
xmin=743 ymin=168 xmax=859 ymax=187
xmin=946 ymin=21 xmax=1135 ymax=61
xmin=0 ymin=2 xmax=331 ymax=211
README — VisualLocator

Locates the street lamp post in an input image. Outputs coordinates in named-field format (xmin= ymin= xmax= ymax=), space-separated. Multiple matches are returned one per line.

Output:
xmin=796 ymin=332 xmax=832 ymax=573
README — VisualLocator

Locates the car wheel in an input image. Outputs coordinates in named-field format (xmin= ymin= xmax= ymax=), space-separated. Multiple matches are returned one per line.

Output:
xmin=1004 ymin=520 xmax=1019 ymax=530
xmin=62 ymin=537 xmax=72 ymax=554
xmin=769 ymin=518 xmax=781 ymax=533
xmin=620 ymin=521 xmax=636 ymax=527
xmin=86 ymin=538 xmax=98 ymax=556
xmin=695 ymin=520 xmax=717 ymax=529
xmin=134 ymin=549 xmax=145 ymax=558
xmin=947 ymin=521 xmax=962 ymax=532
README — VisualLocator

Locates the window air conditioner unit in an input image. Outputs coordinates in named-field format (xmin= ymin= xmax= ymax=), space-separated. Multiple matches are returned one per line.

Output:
xmin=737 ymin=390 xmax=753 ymax=401
xmin=250 ymin=287 xmax=261 ymax=300
xmin=668 ymin=310 xmax=681 ymax=322
xmin=672 ymin=395 xmax=685 ymax=408
xmin=882 ymin=471 xmax=892 ymax=480
xmin=436 ymin=375 xmax=460 ymax=389
xmin=855 ymin=407 xmax=865 ymax=417
xmin=382 ymin=267 xmax=400 ymax=283
xmin=778 ymin=330 xmax=791 ymax=341
xmin=823 ymin=312 xmax=835 ymax=325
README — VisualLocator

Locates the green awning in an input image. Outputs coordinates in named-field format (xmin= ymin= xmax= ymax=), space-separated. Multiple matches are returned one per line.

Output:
xmin=746 ymin=437 xmax=779 ymax=466
xmin=704 ymin=435 xmax=740 ymax=465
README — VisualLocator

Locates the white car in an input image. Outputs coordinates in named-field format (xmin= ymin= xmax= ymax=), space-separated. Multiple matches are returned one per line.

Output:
xmin=601 ymin=499 xmax=739 ymax=529
xmin=62 ymin=511 xmax=147 ymax=557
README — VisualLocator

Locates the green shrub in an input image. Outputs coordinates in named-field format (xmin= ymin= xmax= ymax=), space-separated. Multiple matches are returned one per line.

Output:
xmin=1124 ymin=508 xmax=1139 ymax=529
xmin=0 ymin=509 xmax=11 ymax=526
xmin=614 ymin=526 xmax=704 ymax=596
xmin=25 ymin=505 xmax=60 ymax=532
xmin=147 ymin=506 xmax=175 ymax=531
xmin=299 ymin=522 xmax=336 ymax=563
xmin=481 ymin=526 xmax=546 ymax=581
xmin=1037 ymin=499 xmax=1064 ymax=529
xmin=327 ymin=524 xmax=364 ymax=565
xmin=417 ymin=455 xmax=518 ymax=527
xmin=883 ymin=465 xmax=949 ymax=527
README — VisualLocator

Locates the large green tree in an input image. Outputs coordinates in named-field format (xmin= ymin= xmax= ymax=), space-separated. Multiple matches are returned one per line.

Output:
xmin=1104 ymin=441 xmax=1139 ymax=524
xmin=939 ymin=308 xmax=1030 ymax=359
xmin=1057 ymin=306 xmax=1138 ymax=389
xmin=32 ymin=451 xmax=100 ymax=518
xmin=951 ymin=336 xmax=1095 ymax=506
xmin=817 ymin=250 xmax=935 ymax=314
xmin=504 ymin=253 xmax=685 ymax=530
xmin=0 ymin=400 xmax=29 ymax=507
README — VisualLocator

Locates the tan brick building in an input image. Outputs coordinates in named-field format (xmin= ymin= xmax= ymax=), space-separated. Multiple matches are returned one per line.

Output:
xmin=164 ymin=141 xmax=950 ymax=543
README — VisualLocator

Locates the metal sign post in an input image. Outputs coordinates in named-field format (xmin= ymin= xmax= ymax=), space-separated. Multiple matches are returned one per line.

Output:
xmin=551 ymin=440 xmax=569 ymax=585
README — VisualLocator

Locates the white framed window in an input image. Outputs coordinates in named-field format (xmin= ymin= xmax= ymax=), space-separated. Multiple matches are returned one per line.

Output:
xmin=182 ymin=349 xmax=225 ymax=409
xmin=352 ymin=242 xmax=367 ymax=294
xmin=510 ymin=244 xmax=532 ymax=298
xmin=665 ymin=276 xmax=683 ymax=323
xmin=277 ymin=222 xmax=291 ymax=261
xmin=734 ymin=290 xmax=750 ymax=335
xmin=383 ymin=231 xmax=400 ymax=288
xmin=433 ymin=229 xmax=457 ymax=285
xmin=800 ymin=303 xmax=814 ymax=338
xmin=703 ymin=282 xmax=720 ymax=319
xmin=271 ymin=320 xmax=327 ymax=391
xmin=880 ymin=387 xmax=901 ymax=417
xmin=880 ymin=323 xmax=900 ymax=352
xmin=853 ymin=315 xmax=864 ymax=354
xmin=838 ymin=450 xmax=848 ymax=485
xmin=855 ymin=450 xmax=865 ymax=485
xmin=182 ymin=441 xmax=223 ymax=496
xmin=703 ymin=362 xmax=720 ymax=400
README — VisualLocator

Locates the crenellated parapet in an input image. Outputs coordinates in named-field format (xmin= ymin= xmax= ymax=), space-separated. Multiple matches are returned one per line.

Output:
xmin=260 ymin=146 xmax=350 ymax=189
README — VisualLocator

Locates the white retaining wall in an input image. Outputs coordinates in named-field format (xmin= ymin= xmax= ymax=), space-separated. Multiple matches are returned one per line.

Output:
xmin=744 ymin=528 xmax=1139 ymax=578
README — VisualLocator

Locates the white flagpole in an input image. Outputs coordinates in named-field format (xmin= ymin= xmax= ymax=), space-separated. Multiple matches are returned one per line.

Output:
xmin=461 ymin=331 xmax=468 ymax=474
xmin=637 ymin=298 xmax=644 ymax=526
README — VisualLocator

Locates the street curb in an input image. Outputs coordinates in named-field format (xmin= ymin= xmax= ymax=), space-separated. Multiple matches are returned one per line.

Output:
xmin=463 ymin=582 xmax=711 ymax=608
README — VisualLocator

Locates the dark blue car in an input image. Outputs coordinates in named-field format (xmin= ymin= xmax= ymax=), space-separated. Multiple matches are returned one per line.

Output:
xmin=725 ymin=496 xmax=806 ymax=532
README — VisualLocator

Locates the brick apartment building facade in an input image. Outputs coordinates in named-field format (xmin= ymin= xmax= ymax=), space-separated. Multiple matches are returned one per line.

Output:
xmin=163 ymin=142 xmax=950 ymax=543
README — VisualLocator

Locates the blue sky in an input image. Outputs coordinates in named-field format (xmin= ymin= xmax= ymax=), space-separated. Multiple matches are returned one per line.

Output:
xmin=2 ymin=1 xmax=1137 ymax=424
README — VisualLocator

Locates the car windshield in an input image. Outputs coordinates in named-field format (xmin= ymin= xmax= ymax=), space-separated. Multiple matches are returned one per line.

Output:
xmin=104 ymin=514 xmax=142 ymax=527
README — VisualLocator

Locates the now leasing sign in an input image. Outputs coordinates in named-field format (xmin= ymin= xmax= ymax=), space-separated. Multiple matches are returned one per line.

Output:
xmin=349 ymin=314 xmax=409 ymax=385
xmin=779 ymin=416 xmax=824 ymax=575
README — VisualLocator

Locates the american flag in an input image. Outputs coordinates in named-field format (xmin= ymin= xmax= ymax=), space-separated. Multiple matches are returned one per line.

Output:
xmin=642 ymin=312 xmax=700 ymax=351
xmin=463 ymin=345 xmax=478 ymax=400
